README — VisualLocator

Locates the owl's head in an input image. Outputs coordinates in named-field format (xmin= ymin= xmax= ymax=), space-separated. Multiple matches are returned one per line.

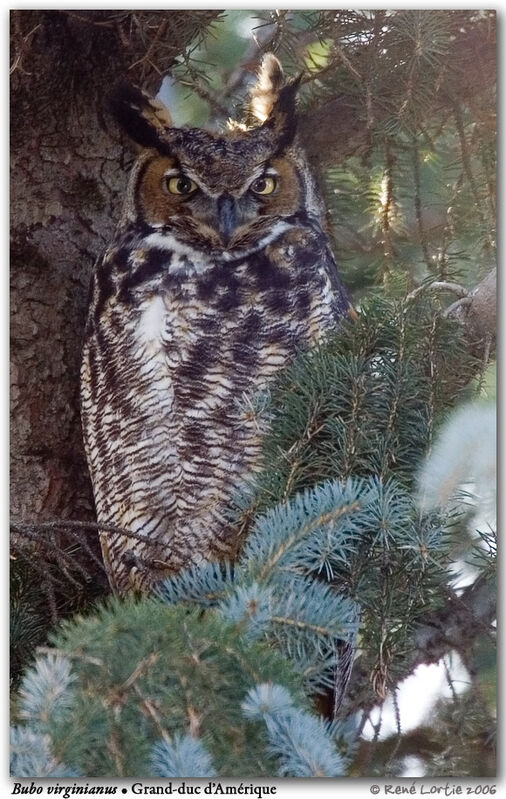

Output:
xmin=110 ymin=55 xmax=323 ymax=256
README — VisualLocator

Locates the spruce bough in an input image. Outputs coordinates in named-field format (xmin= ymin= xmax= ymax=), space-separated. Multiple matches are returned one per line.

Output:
xmin=12 ymin=463 xmax=452 ymax=777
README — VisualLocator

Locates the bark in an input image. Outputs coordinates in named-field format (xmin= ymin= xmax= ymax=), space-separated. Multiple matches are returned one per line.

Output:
xmin=10 ymin=23 xmax=123 ymax=523
xmin=447 ymin=267 xmax=497 ymax=357
xmin=10 ymin=10 xmax=220 ymax=527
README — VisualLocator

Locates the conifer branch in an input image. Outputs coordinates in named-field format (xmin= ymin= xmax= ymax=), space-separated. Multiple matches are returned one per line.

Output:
xmin=340 ymin=574 xmax=496 ymax=718
xmin=113 ymin=652 xmax=159 ymax=698
xmin=404 ymin=269 xmax=496 ymax=360
xmin=452 ymin=102 xmax=486 ymax=228
xmin=255 ymin=501 xmax=361 ymax=583
xmin=134 ymin=686 xmax=172 ymax=743
xmin=406 ymin=281 xmax=469 ymax=302
xmin=36 ymin=647 xmax=103 ymax=667
xmin=270 ymin=615 xmax=338 ymax=637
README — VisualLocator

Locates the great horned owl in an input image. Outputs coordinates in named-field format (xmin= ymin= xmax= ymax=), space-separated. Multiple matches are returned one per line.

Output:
xmin=81 ymin=55 xmax=352 ymax=593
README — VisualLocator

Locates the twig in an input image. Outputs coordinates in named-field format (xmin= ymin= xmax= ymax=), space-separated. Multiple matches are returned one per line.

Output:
xmin=133 ymin=684 xmax=172 ymax=742
xmin=11 ymin=519 xmax=170 ymax=551
xmin=117 ymin=652 xmax=159 ymax=695
xmin=385 ymin=689 xmax=403 ymax=773
xmin=412 ymin=136 xmax=432 ymax=269
xmin=426 ymin=314 xmax=438 ymax=454
xmin=340 ymin=574 xmax=496 ymax=718
xmin=128 ymin=18 xmax=169 ymax=71
xmin=300 ymin=46 xmax=362 ymax=88
xmin=443 ymin=655 xmax=459 ymax=703
xmin=442 ymin=296 xmax=472 ymax=318
xmin=362 ymin=704 xmax=383 ymax=772
xmin=63 ymin=12 xmax=116 ymax=28
xmin=381 ymin=137 xmax=395 ymax=271
xmin=452 ymin=102 xmax=485 ymax=228
xmin=406 ymin=281 xmax=468 ymax=303
xmin=10 ymin=21 xmax=40 ymax=76
xmin=445 ymin=267 xmax=496 ymax=357
xmin=36 ymin=645 xmax=103 ymax=667
xmin=11 ymin=528 xmax=95 ymax=585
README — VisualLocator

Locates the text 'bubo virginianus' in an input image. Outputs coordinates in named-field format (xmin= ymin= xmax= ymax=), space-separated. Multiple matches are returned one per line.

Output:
xmin=81 ymin=54 xmax=352 ymax=592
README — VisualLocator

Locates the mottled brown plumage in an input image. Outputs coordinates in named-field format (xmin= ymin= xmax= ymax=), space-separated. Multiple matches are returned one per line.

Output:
xmin=81 ymin=55 xmax=351 ymax=592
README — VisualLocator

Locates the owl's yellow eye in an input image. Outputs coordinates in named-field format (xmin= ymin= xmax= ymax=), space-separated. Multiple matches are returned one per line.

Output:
xmin=165 ymin=175 xmax=198 ymax=195
xmin=250 ymin=176 xmax=277 ymax=196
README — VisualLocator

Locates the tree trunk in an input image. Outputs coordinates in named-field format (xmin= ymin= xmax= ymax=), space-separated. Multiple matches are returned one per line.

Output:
xmin=10 ymin=10 xmax=220 ymax=531
xmin=11 ymin=16 xmax=124 ymax=525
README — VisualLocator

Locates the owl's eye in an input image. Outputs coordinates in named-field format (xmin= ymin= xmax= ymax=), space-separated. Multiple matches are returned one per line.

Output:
xmin=165 ymin=175 xmax=198 ymax=195
xmin=250 ymin=176 xmax=277 ymax=196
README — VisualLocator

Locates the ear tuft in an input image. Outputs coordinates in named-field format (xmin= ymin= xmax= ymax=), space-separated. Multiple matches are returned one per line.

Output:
xmin=247 ymin=54 xmax=301 ymax=149
xmin=108 ymin=81 xmax=172 ymax=150
xmin=269 ymin=75 xmax=302 ymax=130
xmin=248 ymin=53 xmax=286 ymax=123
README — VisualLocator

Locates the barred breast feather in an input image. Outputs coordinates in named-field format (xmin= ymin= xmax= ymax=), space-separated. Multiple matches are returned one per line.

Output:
xmin=81 ymin=217 xmax=350 ymax=592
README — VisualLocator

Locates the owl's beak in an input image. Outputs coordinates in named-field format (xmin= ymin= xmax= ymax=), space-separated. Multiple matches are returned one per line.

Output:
xmin=217 ymin=194 xmax=237 ymax=245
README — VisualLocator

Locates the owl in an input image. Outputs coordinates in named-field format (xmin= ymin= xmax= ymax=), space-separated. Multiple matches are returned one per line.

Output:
xmin=81 ymin=54 xmax=352 ymax=593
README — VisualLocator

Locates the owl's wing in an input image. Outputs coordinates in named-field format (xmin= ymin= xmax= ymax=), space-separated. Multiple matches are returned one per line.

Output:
xmin=80 ymin=244 xmax=179 ymax=593
xmin=266 ymin=216 xmax=355 ymax=329
xmin=304 ymin=216 xmax=354 ymax=323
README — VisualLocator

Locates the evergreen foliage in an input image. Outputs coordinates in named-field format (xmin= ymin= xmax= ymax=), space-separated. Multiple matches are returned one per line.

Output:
xmin=159 ymin=477 xmax=365 ymax=693
xmin=18 ymin=653 xmax=76 ymax=726
xmin=10 ymin=557 xmax=50 ymax=690
xmin=424 ymin=686 xmax=496 ymax=778
xmin=11 ymin=594 xmax=361 ymax=777
xmin=150 ymin=735 xmax=218 ymax=779
xmin=10 ymin=727 xmax=78 ymax=778
xmin=48 ymin=599 xmax=307 ymax=777
xmin=11 ymin=468 xmax=463 ymax=777
xmin=156 ymin=471 xmax=453 ymax=699
xmin=242 ymin=683 xmax=350 ymax=777
xmin=254 ymin=10 xmax=496 ymax=292
xmin=245 ymin=291 xmax=477 ymax=513
xmin=10 ymin=8 xmax=495 ymax=779
xmin=10 ymin=529 xmax=108 ymax=690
